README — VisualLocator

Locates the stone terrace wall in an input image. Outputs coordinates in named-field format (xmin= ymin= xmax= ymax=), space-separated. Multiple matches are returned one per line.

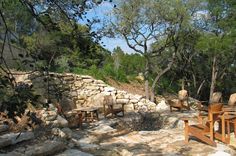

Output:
xmin=12 ymin=72 xmax=157 ymax=112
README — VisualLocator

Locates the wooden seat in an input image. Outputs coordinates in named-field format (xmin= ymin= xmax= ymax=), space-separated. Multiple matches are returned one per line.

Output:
xmin=103 ymin=95 xmax=124 ymax=118
xmin=183 ymin=103 xmax=224 ymax=147
xmin=169 ymin=90 xmax=190 ymax=112
xmin=197 ymin=92 xmax=223 ymax=124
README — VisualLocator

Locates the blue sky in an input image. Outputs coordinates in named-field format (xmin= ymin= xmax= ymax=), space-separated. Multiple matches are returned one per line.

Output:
xmin=79 ymin=1 xmax=136 ymax=53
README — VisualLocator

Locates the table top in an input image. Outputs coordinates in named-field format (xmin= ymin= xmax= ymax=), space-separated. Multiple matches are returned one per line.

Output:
xmin=74 ymin=107 xmax=99 ymax=112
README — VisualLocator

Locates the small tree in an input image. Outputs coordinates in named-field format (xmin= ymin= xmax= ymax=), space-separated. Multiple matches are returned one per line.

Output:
xmin=196 ymin=0 xmax=236 ymax=101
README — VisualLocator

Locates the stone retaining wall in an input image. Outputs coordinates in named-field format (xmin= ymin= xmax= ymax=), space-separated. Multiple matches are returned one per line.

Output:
xmin=12 ymin=72 xmax=157 ymax=112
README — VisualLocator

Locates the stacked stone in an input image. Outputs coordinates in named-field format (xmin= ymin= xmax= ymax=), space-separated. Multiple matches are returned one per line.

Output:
xmin=38 ymin=104 xmax=68 ymax=127
xmin=12 ymin=72 xmax=158 ymax=113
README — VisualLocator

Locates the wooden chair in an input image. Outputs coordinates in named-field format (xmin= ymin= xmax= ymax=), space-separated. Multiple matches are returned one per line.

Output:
xmin=169 ymin=90 xmax=190 ymax=112
xmin=197 ymin=92 xmax=223 ymax=124
xmin=220 ymin=93 xmax=236 ymax=143
xmin=103 ymin=95 xmax=124 ymax=118
xmin=183 ymin=103 xmax=224 ymax=147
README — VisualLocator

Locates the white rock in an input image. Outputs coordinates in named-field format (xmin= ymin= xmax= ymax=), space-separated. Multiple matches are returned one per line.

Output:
xmin=101 ymin=91 xmax=111 ymax=96
xmin=134 ymin=95 xmax=143 ymax=100
xmin=116 ymin=99 xmax=129 ymax=104
xmin=89 ymin=124 xmax=116 ymax=135
xmin=86 ymin=93 xmax=105 ymax=108
xmin=81 ymin=75 xmax=93 ymax=79
xmin=118 ymin=149 xmax=133 ymax=156
xmin=74 ymin=81 xmax=83 ymax=87
xmin=83 ymin=79 xmax=94 ymax=83
xmin=104 ymin=87 xmax=116 ymax=92
xmin=124 ymin=104 xmax=134 ymax=112
xmin=94 ymin=80 xmax=105 ymax=84
xmin=85 ymin=86 xmax=99 ymax=90
xmin=156 ymin=100 xmax=169 ymax=111
xmin=137 ymin=102 xmax=144 ymax=106
xmin=208 ymin=151 xmax=231 ymax=156
xmin=52 ymin=128 xmax=66 ymax=138
xmin=45 ymin=114 xmax=57 ymax=121
xmin=130 ymin=99 xmax=139 ymax=103
xmin=52 ymin=128 xmax=72 ymax=139
xmin=56 ymin=115 xmax=68 ymax=127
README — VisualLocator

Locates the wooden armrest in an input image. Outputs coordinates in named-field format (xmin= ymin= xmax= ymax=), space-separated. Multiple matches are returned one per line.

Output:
xmin=181 ymin=117 xmax=192 ymax=121
xmin=211 ymin=111 xmax=224 ymax=115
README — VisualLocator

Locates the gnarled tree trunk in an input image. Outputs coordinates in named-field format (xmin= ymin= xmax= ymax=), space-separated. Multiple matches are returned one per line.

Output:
xmin=209 ymin=56 xmax=218 ymax=102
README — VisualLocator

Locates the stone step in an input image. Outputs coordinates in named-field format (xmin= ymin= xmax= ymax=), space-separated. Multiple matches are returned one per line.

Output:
xmin=0 ymin=132 xmax=34 ymax=148
xmin=0 ymin=124 xmax=9 ymax=134
xmin=1 ymin=140 xmax=66 ymax=156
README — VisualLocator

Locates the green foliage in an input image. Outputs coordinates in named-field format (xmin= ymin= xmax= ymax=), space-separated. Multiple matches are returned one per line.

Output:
xmin=0 ymin=74 xmax=39 ymax=118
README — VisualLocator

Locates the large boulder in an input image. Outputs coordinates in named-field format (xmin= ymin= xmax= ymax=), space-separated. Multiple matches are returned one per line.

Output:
xmin=0 ymin=132 xmax=34 ymax=148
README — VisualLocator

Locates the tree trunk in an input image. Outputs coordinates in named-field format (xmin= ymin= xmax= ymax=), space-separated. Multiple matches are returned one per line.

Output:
xmin=209 ymin=56 xmax=218 ymax=102
xmin=181 ymin=79 xmax=185 ymax=90
xmin=197 ymin=80 xmax=205 ymax=97
xmin=145 ymin=80 xmax=149 ymax=100
xmin=144 ymin=56 xmax=150 ymax=100
xmin=150 ymin=53 xmax=176 ymax=102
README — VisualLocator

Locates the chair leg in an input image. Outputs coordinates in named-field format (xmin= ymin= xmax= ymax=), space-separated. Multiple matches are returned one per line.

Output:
xmin=227 ymin=121 xmax=230 ymax=137
xmin=184 ymin=120 xmax=189 ymax=143
xmin=210 ymin=122 xmax=214 ymax=141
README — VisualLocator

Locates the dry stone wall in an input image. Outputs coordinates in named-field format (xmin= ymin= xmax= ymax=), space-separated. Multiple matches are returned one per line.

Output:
xmin=12 ymin=72 xmax=157 ymax=112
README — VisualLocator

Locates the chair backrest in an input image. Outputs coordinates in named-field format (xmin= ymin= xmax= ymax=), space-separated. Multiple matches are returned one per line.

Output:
xmin=208 ymin=103 xmax=223 ymax=121
xmin=228 ymin=93 xmax=236 ymax=106
xmin=178 ymin=90 xmax=188 ymax=101
xmin=103 ymin=95 xmax=113 ymax=105
xmin=210 ymin=92 xmax=222 ymax=104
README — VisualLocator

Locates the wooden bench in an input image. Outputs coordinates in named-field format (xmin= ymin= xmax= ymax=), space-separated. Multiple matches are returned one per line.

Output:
xmin=103 ymin=95 xmax=124 ymax=118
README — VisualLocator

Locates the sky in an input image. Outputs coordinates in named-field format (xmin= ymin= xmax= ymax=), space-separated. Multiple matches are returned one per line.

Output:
xmin=79 ymin=1 xmax=136 ymax=53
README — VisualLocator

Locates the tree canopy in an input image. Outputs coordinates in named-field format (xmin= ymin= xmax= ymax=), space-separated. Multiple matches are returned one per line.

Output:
xmin=0 ymin=0 xmax=235 ymax=117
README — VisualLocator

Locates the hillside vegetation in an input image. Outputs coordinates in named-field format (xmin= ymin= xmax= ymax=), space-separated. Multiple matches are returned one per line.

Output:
xmin=0 ymin=0 xmax=235 ymax=117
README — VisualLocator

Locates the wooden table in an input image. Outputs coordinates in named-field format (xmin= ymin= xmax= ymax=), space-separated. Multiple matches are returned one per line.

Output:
xmin=75 ymin=107 xmax=99 ymax=122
